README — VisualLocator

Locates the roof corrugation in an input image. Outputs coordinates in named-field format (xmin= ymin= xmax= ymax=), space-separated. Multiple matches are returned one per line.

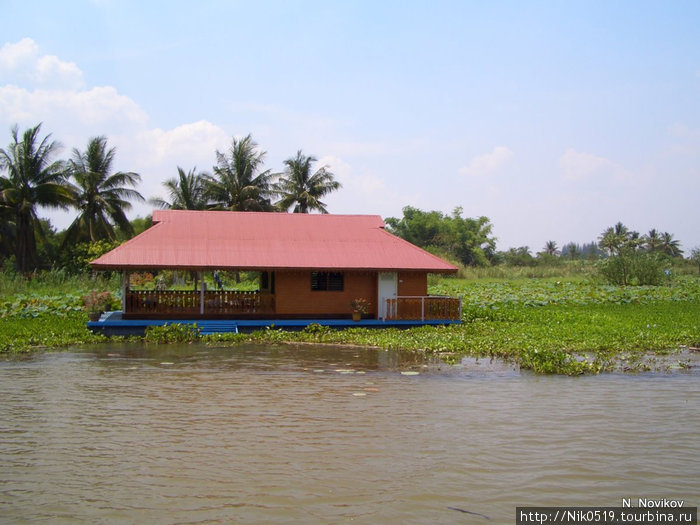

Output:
xmin=90 ymin=210 xmax=458 ymax=272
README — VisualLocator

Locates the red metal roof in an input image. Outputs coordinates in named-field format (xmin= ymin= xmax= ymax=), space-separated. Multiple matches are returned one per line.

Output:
xmin=91 ymin=210 xmax=458 ymax=272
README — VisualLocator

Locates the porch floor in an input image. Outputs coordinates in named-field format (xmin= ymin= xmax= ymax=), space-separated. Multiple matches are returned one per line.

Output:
xmin=88 ymin=311 xmax=460 ymax=336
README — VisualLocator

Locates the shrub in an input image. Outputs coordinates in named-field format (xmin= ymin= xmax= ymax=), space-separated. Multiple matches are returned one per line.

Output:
xmin=597 ymin=252 xmax=665 ymax=286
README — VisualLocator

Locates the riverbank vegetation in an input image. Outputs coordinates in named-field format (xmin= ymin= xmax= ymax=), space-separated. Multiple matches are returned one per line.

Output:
xmin=206 ymin=275 xmax=700 ymax=375
xmin=2 ymin=267 xmax=698 ymax=375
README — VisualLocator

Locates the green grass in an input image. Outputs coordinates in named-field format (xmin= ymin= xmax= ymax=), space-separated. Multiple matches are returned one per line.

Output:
xmin=0 ymin=268 xmax=120 ymax=296
xmin=2 ymin=270 xmax=699 ymax=375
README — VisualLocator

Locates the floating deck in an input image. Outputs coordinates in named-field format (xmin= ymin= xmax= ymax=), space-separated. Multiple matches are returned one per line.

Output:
xmin=88 ymin=311 xmax=460 ymax=336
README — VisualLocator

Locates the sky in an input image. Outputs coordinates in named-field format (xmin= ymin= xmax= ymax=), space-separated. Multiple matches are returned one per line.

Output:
xmin=1 ymin=0 xmax=699 ymax=253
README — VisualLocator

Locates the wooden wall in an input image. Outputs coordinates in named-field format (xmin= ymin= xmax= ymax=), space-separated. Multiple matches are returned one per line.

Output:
xmin=397 ymin=271 xmax=427 ymax=296
xmin=274 ymin=270 xmax=429 ymax=318
xmin=275 ymin=270 xmax=378 ymax=317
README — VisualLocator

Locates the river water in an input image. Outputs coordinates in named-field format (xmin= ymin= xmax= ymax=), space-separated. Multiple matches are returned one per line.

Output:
xmin=0 ymin=343 xmax=698 ymax=524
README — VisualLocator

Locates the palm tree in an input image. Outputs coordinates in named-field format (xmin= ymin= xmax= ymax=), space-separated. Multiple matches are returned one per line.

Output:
xmin=0 ymin=182 xmax=16 ymax=259
xmin=599 ymin=222 xmax=639 ymax=255
xmin=204 ymin=134 xmax=276 ymax=211
xmin=63 ymin=136 xmax=143 ymax=245
xmin=660 ymin=232 xmax=683 ymax=258
xmin=543 ymin=240 xmax=559 ymax=256
xmin=645 ymin=229 xmax=662 ymax=253
xmin=276 ymin=150 xmax=341 ymax=213
xmin=150 ymin=166 xmax=208 ymax=210
xmin=0 ymin=124 xmax=73 ymax=271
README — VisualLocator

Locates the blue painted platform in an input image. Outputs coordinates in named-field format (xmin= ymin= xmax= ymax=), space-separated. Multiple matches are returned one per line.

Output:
xmin=88 ymin=311 xmax=460 ymax=336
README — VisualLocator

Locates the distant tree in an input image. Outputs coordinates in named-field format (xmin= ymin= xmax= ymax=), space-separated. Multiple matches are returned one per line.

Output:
xmin=276 ymin=151 xmax=341 ymax=213
xmin=385 ymin=206 xmax=496 ymax=267
xmin=385 ymin=207 xmax=446 ymax=248
xmin=599 ymin=222 xmax=641 ymax=256
xmin=644 ymin=229 xmax=663 ymax=253
xmin=543 ymin=240 xmax=559 ymax=256
xmin=504 ymin=246 xmax=535 ymax=267
xmin=0 ymin=123 xmax=73 ymax=271
xmin=151 ymin=167 xmax=208 ymax=211
xmin=660 ymin=232 xmax=683 ymax=258
xmin=116 ymin=215 xmax=152 ymax=241
xmin=63 ymin=136 xmax=143 ymax=245
xmin=204 ymin=134 xmax=276 ymax=211
xmin=561 ymin=241 xmax=604 ymax=261
xmin=690 ymin=247 xmax=700 ymax=275
xmin=597 ymin=222 xmax=670 ymax=285
xmin=582 ymin=242 xmax=604 ymax=260
xmin=561 ymin=242 xmax=580 ymax=261
xmin=35 ymin=218 xmax=61 ymax=268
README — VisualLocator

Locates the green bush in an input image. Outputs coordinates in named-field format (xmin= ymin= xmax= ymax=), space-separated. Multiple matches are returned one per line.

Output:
xmin=597 ymin=252 xmax=665 ymax=286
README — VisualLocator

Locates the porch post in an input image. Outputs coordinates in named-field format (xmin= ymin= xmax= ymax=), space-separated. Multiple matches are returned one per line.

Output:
xmin=199 ymin=271 xmax=205 ymax=315
xmin=121 ymin=270 xmax=128 ymax=312
xmin=421 ymin=297 xmax=425 ymax=321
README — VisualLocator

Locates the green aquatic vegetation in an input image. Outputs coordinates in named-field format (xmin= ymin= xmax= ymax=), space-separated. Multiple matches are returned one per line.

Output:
xmin=205 ymin=299 xmax=700 ymax=375
xmin=0 ymin=313 xmax=105 ymax=353
xmin=430 ymin=275 xmax=700 ymax=308
xmin=3 ymin=274 xmax=699 ymax=374
xmin=1 ymin=294 xmax=85 ymax=318
xmin=144 ymin=323 xmax=200 ymax=343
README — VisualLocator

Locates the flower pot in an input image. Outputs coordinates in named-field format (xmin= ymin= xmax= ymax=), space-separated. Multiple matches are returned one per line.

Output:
xmin=352 ymin=312 xmax=361 ymax=322
xmin=88 ymin=311 xmax=102 ymax=322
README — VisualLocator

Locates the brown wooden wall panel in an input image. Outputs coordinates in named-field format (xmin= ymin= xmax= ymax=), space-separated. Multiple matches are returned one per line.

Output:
xmin=275 ymin=270 xmax=378 ymax=317
xmin=397 ymin=271 xmax=427 ymax=296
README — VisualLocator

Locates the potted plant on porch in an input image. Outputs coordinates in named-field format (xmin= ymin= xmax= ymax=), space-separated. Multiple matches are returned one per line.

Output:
xmin=83 ymin=290 xmax=114 ymax=322
xmin=350 ymin=298 xmax=370 ymax=322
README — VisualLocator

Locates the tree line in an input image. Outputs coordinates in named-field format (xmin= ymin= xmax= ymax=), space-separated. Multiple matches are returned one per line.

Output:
xmin=2 ymin=123 xmax=698 ymax=277
xmin=0 ymin=124 xmax=341 ymax=272
xmin=386 ymin=208 xmax=697 ymax=276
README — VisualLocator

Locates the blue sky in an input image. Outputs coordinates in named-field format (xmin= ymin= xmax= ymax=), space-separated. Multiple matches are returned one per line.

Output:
xmin=1 ymin=1 xmax=698 ymax=252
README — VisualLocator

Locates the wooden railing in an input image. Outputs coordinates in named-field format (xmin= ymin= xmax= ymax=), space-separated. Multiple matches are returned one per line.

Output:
xmin=125 ymin=290 xmax=274 ymax=317
xmin=385 ymin=296 xmax=461 ymax=321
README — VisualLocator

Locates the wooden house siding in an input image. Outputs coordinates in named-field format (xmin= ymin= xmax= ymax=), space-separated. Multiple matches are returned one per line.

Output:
xmin=397 ymin=271 xmax=428 ymax=296
xmin=275 ymin=270 xmax=377 ymax=318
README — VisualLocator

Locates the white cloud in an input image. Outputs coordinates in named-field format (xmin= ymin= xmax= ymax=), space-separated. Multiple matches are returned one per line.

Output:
xmin=0 ymin=85 xmax=148 ymax=133
xmin=319 ymin=155 xmax=415 ymax=217
xmin=459 ymin=146 xmax=513 ymax=177
xmin=125 ymin=120 xmax=229 ymax=206
xmin=0 ymin=38 xmax=84 ymax=90
xmin=318 ymin=155 xmax=385 ymax=194
xmin=132 ymin=120 xmax=229 ymax=168
xmin=559 ymin=148 xmax=629 ymax=182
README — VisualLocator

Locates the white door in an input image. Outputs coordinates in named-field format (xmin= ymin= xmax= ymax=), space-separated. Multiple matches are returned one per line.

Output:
xmin=377 ymin=272 xmax=398 ymax=320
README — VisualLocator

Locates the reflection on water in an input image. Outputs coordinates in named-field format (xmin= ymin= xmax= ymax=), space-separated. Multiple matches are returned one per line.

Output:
xmin=0 ymin=343 xmax=698 ymax=523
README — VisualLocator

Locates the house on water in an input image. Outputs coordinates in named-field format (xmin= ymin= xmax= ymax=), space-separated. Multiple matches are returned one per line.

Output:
xmin=89 ymin=210 xmax=461 ymax=334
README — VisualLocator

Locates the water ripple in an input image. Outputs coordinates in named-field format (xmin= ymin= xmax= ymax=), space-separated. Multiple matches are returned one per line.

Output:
xmin=0 ymin=343 xmax=698 ymax=523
